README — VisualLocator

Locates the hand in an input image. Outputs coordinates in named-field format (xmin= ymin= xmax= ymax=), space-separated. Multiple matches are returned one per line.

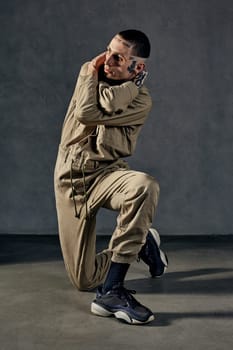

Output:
xmin=88 ymin=52 xmax=106 ymax=74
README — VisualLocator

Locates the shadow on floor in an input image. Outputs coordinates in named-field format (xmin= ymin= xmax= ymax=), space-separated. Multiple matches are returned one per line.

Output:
xmin=148 ymin=310 xmax=233 ymax=327
xmin=125 ymin=268 xmax=233 ymax=295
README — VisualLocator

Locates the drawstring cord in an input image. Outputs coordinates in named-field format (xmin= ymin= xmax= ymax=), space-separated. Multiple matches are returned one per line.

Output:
xmin=70 ymin=160 xmax=89 ymax=220
xmin=81 ymin=164 xmax=89 ymax=220
xmin=70 ymin=160 xmax=80 ymax=218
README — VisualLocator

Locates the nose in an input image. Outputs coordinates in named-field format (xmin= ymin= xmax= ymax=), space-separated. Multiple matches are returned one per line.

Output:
xmin=105 ymin=54 xmax=114 ymax=66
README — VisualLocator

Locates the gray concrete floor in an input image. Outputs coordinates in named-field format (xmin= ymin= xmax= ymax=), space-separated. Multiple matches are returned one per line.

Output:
xmin=0 ymin=234 xmax=233 ymax=350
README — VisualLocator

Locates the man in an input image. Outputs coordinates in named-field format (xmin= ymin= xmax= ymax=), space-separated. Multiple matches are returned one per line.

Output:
xmin=54 ymin=29 xmax=168 ymax=325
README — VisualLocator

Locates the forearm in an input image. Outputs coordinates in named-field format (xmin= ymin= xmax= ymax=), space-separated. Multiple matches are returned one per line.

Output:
xmin=73 ymin=62 xmax=152 ymax=126
xmin=98 ymin=81 xmax=138 ymax=114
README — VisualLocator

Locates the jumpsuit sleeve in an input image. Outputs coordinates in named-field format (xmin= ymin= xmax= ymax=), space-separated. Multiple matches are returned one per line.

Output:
xmin=73 ymin=62 xmax=152 ymax=127
xmin=98 ymin=81 xmax=139 ymax=114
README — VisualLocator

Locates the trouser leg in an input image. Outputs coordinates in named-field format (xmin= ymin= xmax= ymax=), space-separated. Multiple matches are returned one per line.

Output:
xmin=88 ymin=169 xmax=160 ymax=264
xmin=55 ymin=162 xmax=159 ymax=291
xmin=54 ymin=186 xmax=112 ymax=291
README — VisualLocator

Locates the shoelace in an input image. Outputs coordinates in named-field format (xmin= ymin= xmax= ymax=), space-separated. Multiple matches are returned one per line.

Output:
xmin=112 ymin=285 xmax=141 ymax=308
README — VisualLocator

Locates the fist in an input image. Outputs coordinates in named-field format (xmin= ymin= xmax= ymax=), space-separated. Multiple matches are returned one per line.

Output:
xmin=89 ymin=52 xmax=106 ymax=72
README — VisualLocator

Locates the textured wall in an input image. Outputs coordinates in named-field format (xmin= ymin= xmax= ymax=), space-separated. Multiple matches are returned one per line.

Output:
xmin=0 ymin=0 xmax=232 ymax=234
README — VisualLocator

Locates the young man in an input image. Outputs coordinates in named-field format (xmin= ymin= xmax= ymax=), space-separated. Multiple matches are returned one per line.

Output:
xmin=54 ymin=29 xmax=168 ymax=325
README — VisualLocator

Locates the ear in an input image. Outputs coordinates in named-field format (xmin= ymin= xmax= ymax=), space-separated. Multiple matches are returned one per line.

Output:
xmin=135 ymin=62 xmax=145 ymax=73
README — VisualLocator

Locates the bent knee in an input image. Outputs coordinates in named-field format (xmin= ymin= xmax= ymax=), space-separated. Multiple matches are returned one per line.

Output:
xmin=132 ymin=173 xmax=160 ymax=207
xmin=134 ymin=172 xmax=159 ymax=195
xmin=149 ymin=176 xmax=160 ymax=198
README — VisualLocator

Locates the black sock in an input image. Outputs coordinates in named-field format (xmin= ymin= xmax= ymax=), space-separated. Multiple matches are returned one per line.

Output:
xmin=102 ymin=262 xmax=130 ymax=293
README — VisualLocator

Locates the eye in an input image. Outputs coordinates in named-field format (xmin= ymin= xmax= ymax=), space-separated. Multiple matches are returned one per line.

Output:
xmin=113 ymin=54 xmax=124 ymax=63
xmin=112 ymin=54 xmax=119 ymax=61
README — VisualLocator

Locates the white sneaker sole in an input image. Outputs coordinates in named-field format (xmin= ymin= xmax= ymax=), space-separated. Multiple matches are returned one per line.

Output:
xmin=149 ymin=228 xmax=168 ymax=277
xmin=91 ymin=302 xmax=155 ymax=325
xmin=149 ymin=228 xmax=161 ymax=247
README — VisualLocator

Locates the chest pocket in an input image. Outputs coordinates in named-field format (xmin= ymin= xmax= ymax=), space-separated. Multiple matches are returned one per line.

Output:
xmin=96 ymin=125 xmax=141 ymax=158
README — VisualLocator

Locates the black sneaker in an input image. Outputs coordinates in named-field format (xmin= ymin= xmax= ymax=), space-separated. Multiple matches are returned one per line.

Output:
xmin=91 ymin=284 xmax=154 ymax=325
xmin=138 ymin=228 xmax=168 ymax=277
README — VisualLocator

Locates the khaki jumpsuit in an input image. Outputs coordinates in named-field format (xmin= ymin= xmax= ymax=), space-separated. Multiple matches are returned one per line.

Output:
xmin=54 ymin=63 xmax=160 ymax=291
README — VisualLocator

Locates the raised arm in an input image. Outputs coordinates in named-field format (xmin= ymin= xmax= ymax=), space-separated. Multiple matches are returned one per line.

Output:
xmin=98 ymin=81 xmax=139 ymax=114
xmin=73 ymin=61 xmax=152 ymax=126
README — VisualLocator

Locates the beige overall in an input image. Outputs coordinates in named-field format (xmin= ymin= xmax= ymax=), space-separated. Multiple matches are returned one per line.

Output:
xmin=54 ymin=63 xmax=159 ymax=290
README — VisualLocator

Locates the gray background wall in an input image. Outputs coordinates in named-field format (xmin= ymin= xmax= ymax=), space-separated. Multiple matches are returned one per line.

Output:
xmin=1 ymin=0 xmax=232 ymax=235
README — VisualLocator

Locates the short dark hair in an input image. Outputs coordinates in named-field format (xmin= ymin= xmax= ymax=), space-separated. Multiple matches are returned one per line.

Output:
xmin=118 ymin=29 xmax=151 ymax=58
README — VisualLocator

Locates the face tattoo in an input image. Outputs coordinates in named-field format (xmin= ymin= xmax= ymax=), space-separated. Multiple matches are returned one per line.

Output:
xmin=127 ymin=60 xmax=137 ymax=73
